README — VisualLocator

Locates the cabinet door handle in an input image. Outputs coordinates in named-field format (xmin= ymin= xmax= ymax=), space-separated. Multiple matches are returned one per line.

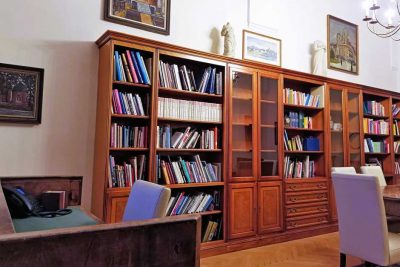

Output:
xmin=289 ymin=185 xmax=297 ymax=190
xmin=317 ymin=184 xmax=325 ymax=188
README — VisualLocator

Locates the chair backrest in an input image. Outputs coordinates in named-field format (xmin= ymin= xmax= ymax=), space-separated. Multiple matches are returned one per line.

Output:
xmin=360 ymin=165 xmax=387 ymax=186
xmin=122 ymin=180 xmax=171 ymax=222
xmin=332 ymin=173 xmax=389 ymax=265
xmin=331 ymin=167 xmax=356 ymax=174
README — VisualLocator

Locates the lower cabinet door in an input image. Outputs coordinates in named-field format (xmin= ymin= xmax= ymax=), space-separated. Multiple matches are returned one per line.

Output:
xmin=109 ymin=197 xmax=128 ymax=223
xmin=258 ymin=181 xmax=283 ymax=234
xmin=228 ymin=183 xmax=257 ymax=240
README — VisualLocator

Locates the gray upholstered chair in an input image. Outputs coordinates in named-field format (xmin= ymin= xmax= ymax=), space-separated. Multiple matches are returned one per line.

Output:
xmin=332 ymin=173 xmax=400 ymax=267
xmin=360 ymin=165 xmax=387 ymax=186
xmin=331 ymin=167 xmax=357 ymax=174
xmin=122 ymin=180 xmax=171 ymax=222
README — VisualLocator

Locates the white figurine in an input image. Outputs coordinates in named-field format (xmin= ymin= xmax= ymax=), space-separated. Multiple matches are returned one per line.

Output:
xmin=312 ymin=40 xmax=327 ymax=76
xmin=221 ymin=22 xmax=236 ymax=57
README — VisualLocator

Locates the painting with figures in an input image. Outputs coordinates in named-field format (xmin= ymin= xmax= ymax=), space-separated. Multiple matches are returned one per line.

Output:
xmin=0 ymin=64 xmax=43 ymax=123
xmin=105 ymin=0 xmax=170 ymax=35
xmin=328 ymin=15 xmax=358 ymax=74
xmin=242 ymin=30 xmax=281 ymax=67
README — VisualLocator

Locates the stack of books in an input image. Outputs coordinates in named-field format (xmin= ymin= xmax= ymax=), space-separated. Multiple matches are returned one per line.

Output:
xmin=284 ymin=111 xmax=313 ymax=129
xmin=284 ymin=131 xmax=303 ymax=151
xmin=112 ymin=89 xmax=146 ymax=115
xmin=158 ymin=97 xmax=222 ymax=122
xmin=108 ymin=155 xmax=146 ymax=188
xmin=393 ymin=104 xmax=400 ymax=118
xmin=202 ymin=218 xmax=222 ymax=242
xmin=394 ymin=120 xmax=400 ymax=136
xmin=364 ymin=138 xmax=390 ymax=153
xmin=283 ymin=88 xmax=320 ymax=107
xmin=284 ymin=156 xmax=315 ymax=178
xmin=166 ymin=191 xmax=217 ymax=216
xmin=363 ymin=101 xmax=385 ymax=116
xmin=363 ymin=119 xmax=389 ymax=134
xmin=156 ymin=155 xmax=221 ymax=184
xmin=114 ymin=50 xmax=151 ymax=84
xmin=158 ymin=61 xmax=223 ymax=95
xmin=110 ymin=124 xmax=148 ymax=148
xmin=157 ymin=125 xmax=218 ymax=149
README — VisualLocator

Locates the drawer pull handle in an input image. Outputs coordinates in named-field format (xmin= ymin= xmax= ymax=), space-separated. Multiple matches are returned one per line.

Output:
xmin=317 ymin=184 xmax=325 ymax=188
xmin=288 ymin=208 xmax=297 ymax=213
xmin=289 ymin=197 xmax=297 ymax=202
xmin=318 ymin=207 xmax=326 ymax=212
xmin=289 ymin=185 xmax=297 ymax=190
xmin=317 ymin=195 xmax=325 ymax=199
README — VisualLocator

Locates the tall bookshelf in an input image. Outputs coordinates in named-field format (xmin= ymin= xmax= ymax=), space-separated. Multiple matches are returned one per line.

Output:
xmin=362 ymin=92 xmax=393 ymax=183
xmin=392 ymin=97 xmax=400 ymax=183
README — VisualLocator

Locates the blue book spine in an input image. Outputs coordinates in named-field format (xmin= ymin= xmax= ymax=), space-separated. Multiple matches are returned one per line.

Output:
xmin=166 ymin=125 xmax=171 ymax=148
xmin=118 ymin=92 xmax=126 ymax=114
xmin=138 ymin=54 xmax=151 ymax=85
xmin=114 ymin=51 xmax=122 ymax=81
xmin=130 ymin=51 xmax=143 ymax=83
xmin=209 ymin=68 xmax=216 ymax=94
xmin=202 ymin=196 xmax=213 ymax=212
xmin=135 ymin=51 xmax=149 ymax=84
xmin=176 ymin=196 xmax=189 ymax=215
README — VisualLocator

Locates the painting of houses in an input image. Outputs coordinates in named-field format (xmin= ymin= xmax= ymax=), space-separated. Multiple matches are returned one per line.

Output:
xmin=105 ymin=0 xmax=170 ymax=35
xmin=0 ymin=64 xmax=43 ymax=123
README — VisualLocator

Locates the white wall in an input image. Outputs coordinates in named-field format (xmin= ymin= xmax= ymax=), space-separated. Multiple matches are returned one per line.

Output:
xmin=0 ymin=0 xmax=398 ymax=208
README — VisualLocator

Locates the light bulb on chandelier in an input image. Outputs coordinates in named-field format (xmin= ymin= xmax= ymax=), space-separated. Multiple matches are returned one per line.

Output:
xmin=362 ymin=0 xmax=400 ymax=41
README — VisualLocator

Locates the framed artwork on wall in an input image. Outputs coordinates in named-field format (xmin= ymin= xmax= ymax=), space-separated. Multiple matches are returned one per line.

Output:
xmin=104 ymin=0 xmax=171 ymax=35
xmin=327 ymin=15 xmax=359 ymax=75
xmin=242 ymin=30 xmax=281 ymax=67
xmin=0 ymin=63 xmax=44 ymax=123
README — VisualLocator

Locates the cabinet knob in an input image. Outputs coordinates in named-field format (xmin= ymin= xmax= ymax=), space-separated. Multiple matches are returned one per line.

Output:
xmin=289 ymin=185 xmax=297 ymax=190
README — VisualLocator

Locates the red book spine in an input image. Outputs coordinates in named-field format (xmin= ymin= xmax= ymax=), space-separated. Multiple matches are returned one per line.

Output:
xmin=214 ymin=126 xmax=218 ymax=149
xmin=113 ymin=89 xmax=122 ymax=114
xmin=126 ymin=50 xmax=139 ymax=83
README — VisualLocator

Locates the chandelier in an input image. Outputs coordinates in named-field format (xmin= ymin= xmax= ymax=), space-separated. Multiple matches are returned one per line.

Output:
xmin=362 ymin=0 xmax=400 ymax=41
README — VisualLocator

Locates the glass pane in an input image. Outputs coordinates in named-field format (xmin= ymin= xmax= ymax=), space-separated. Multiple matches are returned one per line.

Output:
xmin=261 ymin=152 xmax=278 ymax=176
xmin=348 ymin=92 xmax=361 ymax=171
xmin=261 ymin=103 xmax=277 ymax=125
xmin=232 ymin=152 xmax=253 ymax=177
xmin=232 ymin=72 xmax=252 ymax=99
xmin=261 ymin=127 xmax=277 ymax=151
xmin=330 ymin=89 xmax=344 ymax=167
xmin=232 ymin=99 xmax=252 ymax=124
xmin=232 ymin=125 xmax=252 ymax=150
xmin=260 ymin=78 xmax=278 ymax=101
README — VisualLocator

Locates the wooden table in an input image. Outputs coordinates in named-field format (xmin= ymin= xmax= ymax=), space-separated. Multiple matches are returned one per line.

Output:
xmin=383 ymin=185 xmax=400 ymax=217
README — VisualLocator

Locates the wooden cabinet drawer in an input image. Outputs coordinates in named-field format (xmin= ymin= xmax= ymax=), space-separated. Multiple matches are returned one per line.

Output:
xmin=286 ymin=214 xmax=329 ymax=230
xmin=286 ymin=202 xmax=329 ymax=217
xmin=285 ymin=181 xmax=328 ymax=192
xmin=285 ymin=191 xmax=328 ymax=205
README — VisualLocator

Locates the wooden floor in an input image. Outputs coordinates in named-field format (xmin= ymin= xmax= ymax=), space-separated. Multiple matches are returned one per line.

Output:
xmin=201 ymin=233 xmax=363 ymax=267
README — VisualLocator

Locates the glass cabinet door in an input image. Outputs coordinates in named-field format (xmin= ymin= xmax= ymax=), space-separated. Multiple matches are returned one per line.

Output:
xmin=231 ymin=69 xmax=256 ymax=179
xmin=259 ymin=75 xmax=279 ymax=178
xmin=329 ymin=89 xmax=345 ymax=168
xmin=347 ymin=91 xmax=362 ymax=172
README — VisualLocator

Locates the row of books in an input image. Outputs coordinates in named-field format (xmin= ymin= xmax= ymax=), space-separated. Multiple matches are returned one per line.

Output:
xmin=166 ymin=191 xmax=219 ymax=216
xmin=283 ymin=131 xmax=320 ymax=151
xmin=202 ymin=218 xmax=222 ymax=242
xmin=283 ymin=88 xmax=321 ymax=107
xmin=156 ymin=125 xmax=218 ymax=149
xmin=114 ymin=50 xmax=151 ymax=84
xmin=363 ymin=100 xmax=385 ymax=116
xmin=394 ymin=121 xmax=400 ymax=136
xmin=112 ymin=89 xmax=147 ymax=116
xmin=396 ymin=162 xmax=400 ymax=175
xmin=108 ymin=155 xmax=146 ymax=188
xmin=159 ymin=61 xmax=223 ymax=95
xmin=363 ymin=119 xmax=389 ymax=135
xmin=393 ymin=104 xmax=400 ymax=118
xmin=156 ymin=155 xmax=221 ymax=184
xmin=364 ymin=138 xmax=390 ymax=153
xmin=395 ymin=141 xmax=400 ymax=153
xmin=158 ymin=97 xmax=222 ymax=122
xmin=284 ymin=156 xmax=315 ymax=178
xmin=110 ymin=124 xmax=148 ymax=148
xmin=284 ymin=111 xmax=313 ymax=129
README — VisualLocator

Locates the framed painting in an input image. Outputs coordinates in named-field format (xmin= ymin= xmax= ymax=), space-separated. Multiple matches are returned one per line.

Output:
xmin=105 ymin=0 xmax=171 ymax=35
xmin=327 ymin=15 xmax=359 ymax=75
xmin=0 ymin=63 xmax=44 ymax=123
xmin=242 ymin=30 xmax=281 ymax=67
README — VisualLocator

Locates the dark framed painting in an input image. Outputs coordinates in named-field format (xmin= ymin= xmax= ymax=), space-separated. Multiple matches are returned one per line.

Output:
xmin=327 ymin=15 xmax=359 ymax=75
xmin=105 ymin=0 xmax=171 ymax=35
xmin=0 ymin=63 xmax=44 ymax=123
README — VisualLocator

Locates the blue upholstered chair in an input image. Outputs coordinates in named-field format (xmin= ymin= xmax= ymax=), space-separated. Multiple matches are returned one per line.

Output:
xmin=122 ymin=180 xmax=171 ymax=222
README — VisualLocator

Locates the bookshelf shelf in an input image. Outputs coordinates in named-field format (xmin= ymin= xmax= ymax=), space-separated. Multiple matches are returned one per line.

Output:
xmin=164 ymin=182 xmax=225 ymax=189
xmin=232 ymin=96 xmax=252 ymax=101
xmin=113 ymin=81 xmax=151 ymax=89
xmin=158 ymin=87 xmax=223 ymax=100
xmin=261 ymin=124 xmax=275 ymax=128
xmin=285 ymin=127 xmax=323 ymax=132
xmin=284 ymin=151 xmax=324 ymax=154
xmin=364 ymin=133 xmax=390 ymax=137
xmin=261 ymin=149 xmax=277 ymax=153
xmin=363 ymin=114 xmax=389 ymax=120
xmin=111 ymin=114 xmax=150 ymax=120
xmin=365 ymin=152 xmax=390 ymax=156
xmin=109 ymin=148 xmax=149 ymax=152
xmin=158 ymin=117 xmax=222 ymax=125
xmin=284 ymin=104 xmax=324 ymax=111
xmin=232 ymin=122 xmax=252 ymax=126
xmin=260 ymin=100 xmax=276 ymax=104
xmin=156 ymin=148 xmax=222 ymax=153
xmin=196 ymin=210 xmax=223 ymax=216
xmin=232 ymin=148 xmax=252 ymax=152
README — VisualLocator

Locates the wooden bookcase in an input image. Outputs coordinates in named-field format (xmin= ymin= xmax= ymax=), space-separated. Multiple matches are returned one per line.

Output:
xmin=94 ymin=31 xmax=400 ymax=257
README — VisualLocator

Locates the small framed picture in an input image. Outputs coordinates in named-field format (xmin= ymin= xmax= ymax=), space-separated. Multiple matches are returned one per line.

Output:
xmin=242 ymin=30 xmax=282 ymax=67
xmin=327 ymin=15 xmax=359 ymax=75
xmin=0 ymin=63 xmax=44 ymax=123
xmin=104 ymin=0 xmax=171 ymax=35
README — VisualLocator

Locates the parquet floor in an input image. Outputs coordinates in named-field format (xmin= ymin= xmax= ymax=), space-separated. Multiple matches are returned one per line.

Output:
xmin=201 ymin=232 xmax=363 ymax=267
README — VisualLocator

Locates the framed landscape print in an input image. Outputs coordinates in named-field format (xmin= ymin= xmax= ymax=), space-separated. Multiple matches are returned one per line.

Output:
xmin=327 ymin=15 xmax=359 ymax=75
xmin=242 ymin=30 xmax=281 ymax=67
xmin=105 ymin=0 xmax=171 ymax=35
xmin=0 ymin=63 xmax=44 ymax=123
